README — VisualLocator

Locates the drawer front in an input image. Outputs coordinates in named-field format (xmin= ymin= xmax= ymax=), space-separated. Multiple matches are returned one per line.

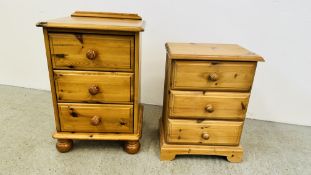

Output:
xmin=54 ymin=70 xmax=133 ymax=103
xmin=49 ymin=33 xmax=134 ymax=71
xmin=172 ymin=61 xmax=256 ymax=91
xmin=58 ymin=103 xmax=133 ymax=133
xmin=167 ymin=119 xmax=243 ymax=145
xmin=169 ymin=91 xmax=250 ymax=120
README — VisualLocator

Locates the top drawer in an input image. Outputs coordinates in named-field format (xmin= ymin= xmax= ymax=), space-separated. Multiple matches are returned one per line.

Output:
xmin=49 ymin=33 xmax=134 ymax=71
xmin=171 ymin=61 xmax=256 ymax=91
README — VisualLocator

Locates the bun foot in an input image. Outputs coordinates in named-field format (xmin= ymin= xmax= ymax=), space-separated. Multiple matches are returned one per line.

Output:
xmin=124 ymin=141 xmax=140 ymax=154
xmin=56 ymin=139 xmax=73 ymax=153
xmin=226 ymin=152 xmax=243 ymax=163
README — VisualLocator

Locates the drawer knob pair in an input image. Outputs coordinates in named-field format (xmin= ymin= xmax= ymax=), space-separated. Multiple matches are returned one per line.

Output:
xmin=90 ymin=116 xmax=101 ymax=126
xmin=89 ymin=85 xmax=100 ymax=95
xmin=208 ymin=73 xmax=219 ymax=82
xmin=205 ymin=104 xmax=214 ymax=113
xmin=86 ymin=49 xmax=97 ymax=60
xmin=201 ymin=132 xmax=210 ymax=140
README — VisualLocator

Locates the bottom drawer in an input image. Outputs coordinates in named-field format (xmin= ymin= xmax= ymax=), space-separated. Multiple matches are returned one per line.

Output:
xmin=58 ymin=103 xmax=133 ymax=133
xmin=166 ymin=119 xmax=243 ymax=145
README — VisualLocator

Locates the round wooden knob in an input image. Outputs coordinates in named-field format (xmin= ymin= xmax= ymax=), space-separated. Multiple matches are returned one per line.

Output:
xmin=90 ymin=116 xmax=101 ymax=126
xmin=88 ymin=85 xmax=100 ymax=95
xmin=208 ymin=73 xmax=219 ymax=81
xmin=202 ymin=132 xmax=210 ymax=140
xmin=205 ymin=104 xmax=214 ymax=113
xmin=86 ymin=49 xmax=97 ymax=60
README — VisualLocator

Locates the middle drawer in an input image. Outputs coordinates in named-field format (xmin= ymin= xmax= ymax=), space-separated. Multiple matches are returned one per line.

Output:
xmin=169 ymin=90 xmax=250 ymax=120
xmin=54 ymin=70 xmax=133 ymax=103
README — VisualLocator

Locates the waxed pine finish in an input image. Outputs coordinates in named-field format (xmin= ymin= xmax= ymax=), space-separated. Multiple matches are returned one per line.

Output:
xmin=160 ymin=43 xmax=264 ymax=162
xmin=37 ymin=11 xmax=144 ymax=154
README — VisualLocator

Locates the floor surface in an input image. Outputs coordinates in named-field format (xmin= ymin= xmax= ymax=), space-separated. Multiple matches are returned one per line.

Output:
xmin=0 ymin=85 xmax=310 ymax=175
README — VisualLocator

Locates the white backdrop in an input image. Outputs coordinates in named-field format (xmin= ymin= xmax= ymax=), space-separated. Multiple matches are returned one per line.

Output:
xmin=0 ymin=0 xmax=310 ymax=126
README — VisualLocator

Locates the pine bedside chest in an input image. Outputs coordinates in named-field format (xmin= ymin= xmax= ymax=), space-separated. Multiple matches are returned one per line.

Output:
xmin=37 ymin=11 xmax=144 ymax=154
xmin=160 ymin=43 xmax=264 ymax=162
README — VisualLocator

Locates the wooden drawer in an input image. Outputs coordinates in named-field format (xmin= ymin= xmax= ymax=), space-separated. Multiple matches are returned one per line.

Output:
xmin=54 ymin=70 xmax=133 ymax=103
xmin=169 ymin=91 xmax=250 ymax=120
xmin=167 ymin=119 xmax=243 ymax=145
xmin=58 ymin=103 xmax=133 ymax=133
xmin=49 ymin=33 xmax=134 ymax=71
xmin=171 ymin=61 xmax=256 ymax=91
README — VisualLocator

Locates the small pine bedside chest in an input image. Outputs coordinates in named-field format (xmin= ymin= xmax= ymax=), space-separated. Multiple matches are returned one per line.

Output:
xmin=160 ymin=43 xmax=264 ymax=162
xmin=37 ymin=11 xmax=144 ymax=154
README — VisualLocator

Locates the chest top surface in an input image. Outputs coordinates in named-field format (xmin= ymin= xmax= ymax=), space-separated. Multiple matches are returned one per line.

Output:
xmin=166 ymin=43 xmax=264 ymax=62
xmin=37 ymin=11 xmax=144 ymax=32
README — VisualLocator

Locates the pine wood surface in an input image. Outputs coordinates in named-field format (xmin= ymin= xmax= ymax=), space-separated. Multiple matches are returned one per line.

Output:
xmin=38 ymin=11 xmax=144 ymax=153
xmin=53 ymin=104 xmax=143 ymax=141
xmin=166 ymin=119 xmax=243 ymax=145
xmin=56 ymin=139 xmax=73 ymax=153
xmin=43 ymin=29 xmax=61 ymax=131
xmin=71 ymin=11 xmax=142 ymax=20
xmin=53 ymin=132 xmax=140 ymax=141
xmin=161 ymin=42 xmax=263 ymax=161
xmin=169 ymin=91 xmax=250 ymax=120
xmin=166 ymin=43 xmax=264 ymax=61
xmin=133 ymin=33 xmax=141 ymax=133
xmin=124 ymin=141 xmax=141 ymax=154
xmin=54 ymin=70 xmax=133 ymax=103
xmin=37 ymin=11 xmax=144 ymax=32
xmin=172 ymin=61 xmax=257 ymax=91
xmin=159 ymin=119 xmax=243 ymax=162
xmin=162 ymin=55 xmax=173 ymax=134
xmin=58 ymin=103 xmax=133 ymax=133
xmin=49 ymin=33 xmax=134 ymax=71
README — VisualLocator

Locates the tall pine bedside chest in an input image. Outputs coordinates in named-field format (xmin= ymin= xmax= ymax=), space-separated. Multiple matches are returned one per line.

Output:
xmin=37 ymin=11 xmax=144 ymax=154
xmin=160 ymin=43 xmax=264 ymax=162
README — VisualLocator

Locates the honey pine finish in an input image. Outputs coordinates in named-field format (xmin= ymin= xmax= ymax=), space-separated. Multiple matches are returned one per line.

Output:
xmin=37 ymin=11 xmax=144 ymax=154
xmin=160 ymin=43 xmax=264 ymax=162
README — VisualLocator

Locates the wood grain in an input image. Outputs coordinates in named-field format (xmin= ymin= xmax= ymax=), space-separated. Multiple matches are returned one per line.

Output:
xmin=53 ymin=132 xmax=140 ymax=141
xmin=124 ymin=141 xmax=141 ymax=154
xmin=53 ymin=104 xmax=144 ymax=141
xmin=54 ymin=70 xmax=133 ymax=103
xmin=38 ymin=11 xmax=144 ymax=152
xmin=172 ymin=61 xmax=257 ymax=91
xmin=169 ymin=91 xmax=250 ymax=120
xmin=43 ymin=29 xmax=61 ymax=131
xmin=47 ymin=28 xmax=136 ymax=36
xmin=133 ymin=33 xmax=140 ymax=133
xmin=37 ymin=15 xmax=144 ymax=32
xmin=166 ymin=119 xmax=243 ymax=145
xmin=56 ymin=139 xmax=73 ymax=153
xmin=166 ymin=43 xmax=264 ymax=62
xmin=159 ymin=119 xmax=243 ymax=162
xmin=71 ymin=11 xmax=142 ymax=20
xmin=58 ymin=103 xmax=133 ymax=133
xmin=161 ymin=42 xmax=263 ymax=161
xmin=49 ymin=33 xmax=134 ymax=71
xmin=162 ymin=54 xmax=173 ymax=132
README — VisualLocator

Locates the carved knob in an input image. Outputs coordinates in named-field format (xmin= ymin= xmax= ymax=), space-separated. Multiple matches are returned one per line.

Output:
xmin=90 ymin=116 xmax=101 ymax=126
xmin=202 ymin=132 xmax=210 ymax=140
xmin=208 ymin=73 xmax=219 ymax=81
xmin=205 ymin=104 xmax=214 ymax=113
xmin=88 ymin=85 xmax=100 ymax=95
xmin=86 ymin=49 xmax=97 ymax=60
